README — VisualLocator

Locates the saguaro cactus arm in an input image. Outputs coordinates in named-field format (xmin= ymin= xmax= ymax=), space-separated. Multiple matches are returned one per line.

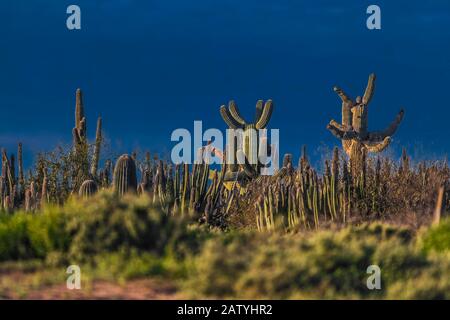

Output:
xmin=254 ymin=100 xmax=264 ymax=123
xmin=220 ymin=105 xmax=243 ymax=129
xmin=368 ymin=109 xmax=405 ymax=141
xmin=326 ymin=122 xmax=358 ymax=140
xmin=333 ymin=86 xmax=353 ymax=128
xmin=255 ymin=100 xmax=274 ymax=129
xmin=362 ymin=73 xmax=376 ymax=105
xmin=228 ymin=101 xmax=246 ymax=126
xmin=365 ymin=137 xmax=391 ymax=153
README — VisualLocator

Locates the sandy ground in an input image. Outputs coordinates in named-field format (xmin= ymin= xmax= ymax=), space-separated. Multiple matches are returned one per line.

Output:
xmin=0 ymin=270 xmax=181 ymax=300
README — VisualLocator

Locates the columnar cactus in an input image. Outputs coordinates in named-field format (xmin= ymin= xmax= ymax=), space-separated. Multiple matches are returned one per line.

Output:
xmin=73 ymin=88 xmax=87 ymax=148
xmin=113 ymin=154 xmax=137 ymax=196
xmin=1 ymin=149 xmax=14 ymax=205
xmin=327 ymin=74 xmax=404 ymax=173
xmin=41 ymin=172 xmax=48 ymax=205
xmin=72 ymin=89 xmax=89 ymax=185
xmin=18 ymin=143 xmax=25 ymax=194
xmin=220 ymin=100 xmax=274 ymax=181
xmin=79 ymin=179 xmax=98 ymax=198
xmin=90 ymin=117 xmax=102 ymax=177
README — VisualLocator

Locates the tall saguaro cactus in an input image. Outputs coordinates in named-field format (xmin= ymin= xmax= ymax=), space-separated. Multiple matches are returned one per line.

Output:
xmin=220 ymin=100 xmax=273 ymax=181
xmin=72 ymin=88 xmax=89 ymax=185
xmin=327 ymin=74 xmax=404 ymax=173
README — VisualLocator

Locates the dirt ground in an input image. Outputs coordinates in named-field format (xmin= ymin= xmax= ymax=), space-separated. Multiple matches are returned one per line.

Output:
xmin=0 ymin=270 xmax=182 ymax=300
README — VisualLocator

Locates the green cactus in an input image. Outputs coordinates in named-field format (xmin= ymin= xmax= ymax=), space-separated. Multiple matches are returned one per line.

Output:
xmin=327 ymin=74 xmax=404 ymax=173
xmin=220 ymin=100 xmax=274 ymax=182
xmin=90 ymin=117 xmax=102 ymax=177
xmin=72 ymin=89 xmax=90 ymax=186
xmin=113 ymin=154 xmax=137 ymax=196
xmin=79 ymin=179 xmax=98 ymax=198
xmin=73 ymin=88 xmax=87 ymax=147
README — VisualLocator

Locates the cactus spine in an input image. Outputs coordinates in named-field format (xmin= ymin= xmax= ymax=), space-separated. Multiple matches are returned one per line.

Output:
xmin=327 ymin=74 xmax=404 ymax=174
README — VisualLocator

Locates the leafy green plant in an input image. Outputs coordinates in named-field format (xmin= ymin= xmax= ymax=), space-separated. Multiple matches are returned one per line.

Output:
xmin=420 ymin=217 xmax=450 ymax=253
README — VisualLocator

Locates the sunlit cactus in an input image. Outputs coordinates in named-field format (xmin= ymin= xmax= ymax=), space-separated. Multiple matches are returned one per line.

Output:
xmin=220 ymin=99 xmax=274 ymax=181
xmin=327 ymin=73 xmax=404 ymax=173
xmin=113 ymin=154 xmax=137 ymax=196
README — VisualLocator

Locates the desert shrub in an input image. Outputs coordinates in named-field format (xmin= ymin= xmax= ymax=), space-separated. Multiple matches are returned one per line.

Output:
xmin=184 ymin=223 xmax=449 ymax=299
xmin=419 ymin=217 xmax=450 ymax=253
xmin=80 ymin=248 xmax=175 ymax=283
xmin=0 ymin=210 xmax=68 ymax=261
xmin=61 ymin=191 xmax=196 ymax=261
xmin=0 ymin=191 xmax=203 ymax=263
xmin=386 ymin=253 xmax=450 ymax=299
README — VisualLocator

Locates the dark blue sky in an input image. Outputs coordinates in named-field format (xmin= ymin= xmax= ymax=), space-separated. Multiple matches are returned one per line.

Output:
xmin=1 ymin=0 xmax=450 ymax=167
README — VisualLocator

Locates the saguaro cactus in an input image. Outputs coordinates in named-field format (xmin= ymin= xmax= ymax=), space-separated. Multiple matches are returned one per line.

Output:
xmin=327 ymin=74 xmax=404 ymax=172
xmin=113 ymin=154 xmax=137 ymax=196
xmin=73 ymin=88 xmax=87 ymax=148
xmin=90 ymin=117 xmax=102 ymax=177
xmin=72 ymin=88 xmax=89 ymax=185
xmin=220 ymin=100 xmax=274 ymax=181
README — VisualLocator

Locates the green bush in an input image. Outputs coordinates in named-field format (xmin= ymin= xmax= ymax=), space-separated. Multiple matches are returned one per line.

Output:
xmin=64 ymin=192 xmax=189 ymax=260
xmin=420 ymin=218 xmax=450 ymax=254
xmin=184 ymin=223 xmax=450 ymax=299
xmin=0 ymin=191 xmax=195 ymax=262
xmin=0 ymin=210 xmax=68 ymax=261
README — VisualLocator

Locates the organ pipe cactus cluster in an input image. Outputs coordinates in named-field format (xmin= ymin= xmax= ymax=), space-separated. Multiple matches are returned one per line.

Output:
xmin=255 ymin=148 xmax=368 ymax=231
xmin=220 ymin=100 xmax=274 ymax=182
xmin=327 ymin=74 xmax=404 ymax=173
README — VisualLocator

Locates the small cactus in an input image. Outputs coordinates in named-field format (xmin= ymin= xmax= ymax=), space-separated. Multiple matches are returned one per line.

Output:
xmin=113 ymin=154 xmax=137 ymax=196
xmin=79 ymin=180 xmax=98 ymax=198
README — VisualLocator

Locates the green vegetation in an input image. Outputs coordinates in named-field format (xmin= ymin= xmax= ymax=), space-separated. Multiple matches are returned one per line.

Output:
xmin=0 ymin=86 xmax=449 ymax=299
xmin=0 ymin=193 xmax=449 ymax=299
xmin=420 ymin=218 xmax=450 ymax=254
